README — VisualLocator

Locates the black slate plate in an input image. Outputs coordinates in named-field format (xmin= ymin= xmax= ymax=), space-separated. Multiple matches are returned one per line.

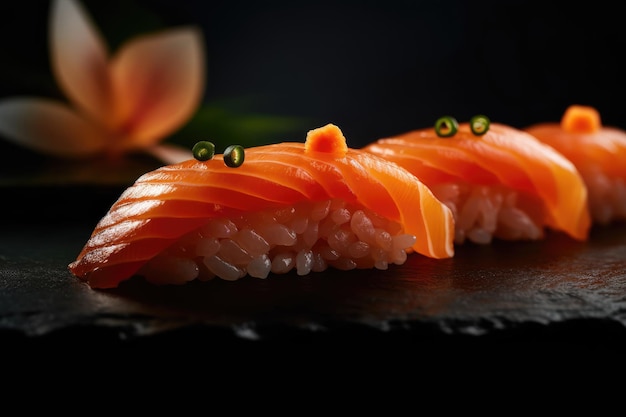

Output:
xmin=2 ymin=185 xmax=626 ymax=359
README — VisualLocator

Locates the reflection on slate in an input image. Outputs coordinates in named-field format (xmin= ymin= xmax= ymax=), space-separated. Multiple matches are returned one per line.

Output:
xmin=1 ymin=186 xmax=626 ymax=349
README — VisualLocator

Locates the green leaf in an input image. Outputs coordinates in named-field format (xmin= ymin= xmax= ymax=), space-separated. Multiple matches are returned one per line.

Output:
xmin=167 ymin=101 xmax=314 ymax=153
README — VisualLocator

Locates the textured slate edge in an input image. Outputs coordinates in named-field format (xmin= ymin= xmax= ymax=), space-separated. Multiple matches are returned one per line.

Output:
xmin=3 ymin=314 xmax=626 ymax=348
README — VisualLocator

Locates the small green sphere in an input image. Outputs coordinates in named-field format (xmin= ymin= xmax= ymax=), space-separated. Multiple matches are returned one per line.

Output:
xmin=434 ymin=116 xmax=459 ymax=138
xmin=469 ymin=114 xmax=491 ymax=136
xmin=224 ymin=145 xmax=245 ymax=167
xmin=192 ymin=141 xmax=216 ymax=161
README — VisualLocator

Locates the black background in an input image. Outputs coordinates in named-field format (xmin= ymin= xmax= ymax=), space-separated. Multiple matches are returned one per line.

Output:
xmin=0 ymin=0 xmax=623 ymax=151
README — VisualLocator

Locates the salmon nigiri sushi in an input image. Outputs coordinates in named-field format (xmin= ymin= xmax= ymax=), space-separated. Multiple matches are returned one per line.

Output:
xmin=363 ymin=116 xmax=591 ymax=245
xmin=525 ymin=105 xmax=626 ymax=225
xmin=69 ymin=123 xmax=454 ymax=289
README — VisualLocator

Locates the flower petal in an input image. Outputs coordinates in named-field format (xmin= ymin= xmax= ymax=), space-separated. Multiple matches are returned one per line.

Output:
xmin=50 ymin=0 xmax=114 ymax=128
xmin=0 ymin=97 xmax=108 ymax=158
xmin=145 ymin=143 xmax=194 ymax=165
xmin=110 ymin=27 xmax=205 ymax=148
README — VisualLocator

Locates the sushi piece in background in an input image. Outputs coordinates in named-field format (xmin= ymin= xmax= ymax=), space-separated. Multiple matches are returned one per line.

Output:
xmin=525 ymin=105 xmax=626 ymax=225
xmin=69 ymin=123 xmax=455 ymax=289
xmin=363 ymin=115 xmax=591 ymax=245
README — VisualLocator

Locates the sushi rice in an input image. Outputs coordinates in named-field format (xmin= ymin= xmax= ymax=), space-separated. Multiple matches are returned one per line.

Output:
xmin=138 ymin=198 xmax=416 ymax=284
xmin=431 ymin=183 xmax=544 ymax=245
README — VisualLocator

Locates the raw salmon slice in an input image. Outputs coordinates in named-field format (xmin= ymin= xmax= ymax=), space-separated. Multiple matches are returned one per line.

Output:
xmin=525 ymin=105 xmax=626 ymax=225
xmin=363 ymin=118 xmax=590 ymax=244
xmin=69 ymin=123 xmax=454 ymax=288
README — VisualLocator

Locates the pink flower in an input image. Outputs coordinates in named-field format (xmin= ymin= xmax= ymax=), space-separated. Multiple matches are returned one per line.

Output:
xmin=0 ymin=0 xmax=205 ymax=164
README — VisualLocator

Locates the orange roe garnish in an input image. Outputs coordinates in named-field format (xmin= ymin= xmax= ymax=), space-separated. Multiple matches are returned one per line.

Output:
xmin=304 ymin=123 xmax=349 ymax=157
xmin=560 ymin=105 xmax=601 ymax=134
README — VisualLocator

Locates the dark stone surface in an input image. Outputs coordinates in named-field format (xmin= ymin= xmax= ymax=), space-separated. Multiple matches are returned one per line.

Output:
xmin=2 ymin=186 xmax=626 ymax=359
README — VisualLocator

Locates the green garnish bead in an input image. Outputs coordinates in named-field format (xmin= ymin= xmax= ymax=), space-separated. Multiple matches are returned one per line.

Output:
xmin=470 ymin=114 xmax=490 ymax=136
xmin=224 ymin=144 xmax=245 ymax=167
xmin=434 ymin=116 xmax=459 ymax=138
xmin=192 ymin=141 xmax=216 ymax=161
